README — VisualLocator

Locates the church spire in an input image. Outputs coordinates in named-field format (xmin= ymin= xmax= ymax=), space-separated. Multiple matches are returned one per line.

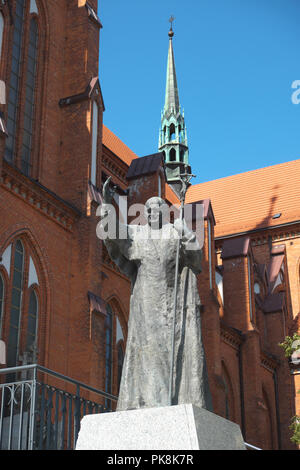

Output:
xmin=164 ymin=24 xmax=180 ymax=116
xmin=159 ymin=19 xmax=190 ymax=185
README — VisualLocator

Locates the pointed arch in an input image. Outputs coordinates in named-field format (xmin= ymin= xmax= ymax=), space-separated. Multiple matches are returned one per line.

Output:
xmin=7 ymin=239 xmax=25 ymax=367
xmin=4 ymin=0 xmax=49 ymax=178
xmin=169 ymin=147 xmax=176 ymax=162
xmin=169 ymin=123 xmax=176 ymax=141
xmin=0 ymin=226 xmax=51 ymax=367
xmin=4 ymin=0 xmax=27 ymax=163
xmin=105 ymin=292 xmax=128 ymax=327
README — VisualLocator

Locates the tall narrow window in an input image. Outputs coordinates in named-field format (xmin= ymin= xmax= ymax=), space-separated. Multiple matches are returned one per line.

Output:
xmin=105 ymin=304 xmax=113 ymax=409
xmin=0 ymin=273 xmax=4 ymax=336
xmin=4 ymin=0 xmax=26 ymax=163
xmin=21 ymin=18 xmax=38 ymax=176
xmin=26 ymin=290 xmax=38 ymax=351
xmin=0 ymin=12 xmax=4 ymax=59
xmin=7 ymin=240 xmax=24 ymax=367
xmin=248 ymin=255 xmax=253 ymax=321
xmin=91 ymin=101 xmax=98 ymax=185
xmin=169 ymin=123 xmax=176 ymax=141
xmin=116 ymin=315 xmax=124 ymax=393
xmin=169 ymin=148 xmax=176 ymax=161
xmin=117 ymin=342 xmax=124 ymax=393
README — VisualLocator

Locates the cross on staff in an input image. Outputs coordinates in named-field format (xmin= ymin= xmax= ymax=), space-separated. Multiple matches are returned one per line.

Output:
xmin=169 ymin=16 xmax=175 ymax=30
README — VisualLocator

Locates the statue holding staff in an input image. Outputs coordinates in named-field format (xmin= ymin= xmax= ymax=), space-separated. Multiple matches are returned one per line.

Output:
xmin=98 ymin=177 xmax=213 ymax=412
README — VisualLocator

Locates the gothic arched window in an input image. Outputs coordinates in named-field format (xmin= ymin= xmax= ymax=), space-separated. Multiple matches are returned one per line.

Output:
xmin=0 ymin=238 xmax=41 ymax=369
xmin=169 ymin=148 xmax=176 ymax=162
xmin=117 ymin=341 xmax=124 ymax=393
xmin=21 ymin=18 xmax=39 ymax=176
xmin=7 ymin=240 xmax=25 ymax=368
xmin=4 ymin=0 xmax=40 ymax=177
xmin=5 ymin=0 xmax=26 ymax=163
xmin=26 ymin=289 xmax=38 ymax=351
xmin=169 ymin=123 xmax=176 ymax=141
xmin=163 ymin=126 xmax=166 ymax=144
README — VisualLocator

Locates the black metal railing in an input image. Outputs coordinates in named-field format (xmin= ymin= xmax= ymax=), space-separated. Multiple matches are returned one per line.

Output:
xmin=0 ymin=364 xmax=117 ymax=450
xmin=0 ymin=365 xmax=262 ymax=450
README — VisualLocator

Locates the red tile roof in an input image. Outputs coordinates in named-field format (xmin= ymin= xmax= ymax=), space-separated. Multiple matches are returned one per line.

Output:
xmin=186 ymin=159 xmax=300 ymax=238
xmin=102 ymin=124 xmax=138 ymax=166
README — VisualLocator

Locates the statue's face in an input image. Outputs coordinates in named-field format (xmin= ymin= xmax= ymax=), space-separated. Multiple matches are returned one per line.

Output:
xmin=146 ymin=198 xmax=167 ymax=229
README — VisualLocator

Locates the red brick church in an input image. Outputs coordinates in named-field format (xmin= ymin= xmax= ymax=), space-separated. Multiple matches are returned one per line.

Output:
xmin=0 ymin=1 xmax=299 ymax=450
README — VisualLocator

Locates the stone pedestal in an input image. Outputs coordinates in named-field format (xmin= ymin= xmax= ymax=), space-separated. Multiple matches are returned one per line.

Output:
xmin=76 ymin=404 xmax=246 ymax=450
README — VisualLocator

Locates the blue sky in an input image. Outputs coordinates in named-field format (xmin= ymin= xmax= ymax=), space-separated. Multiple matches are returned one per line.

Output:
xmin=98 ymin=0 xmax=300 ymax=185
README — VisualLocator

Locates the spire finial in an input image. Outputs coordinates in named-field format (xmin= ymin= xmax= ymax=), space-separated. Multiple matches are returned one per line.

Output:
xmin=169 ymin=15 xmax=175 ymax=38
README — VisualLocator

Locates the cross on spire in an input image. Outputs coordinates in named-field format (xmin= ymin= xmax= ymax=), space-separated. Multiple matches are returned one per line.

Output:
xmin=169 ymin=16 xmax=175 ymax=38
xmin=169 ymin=16 xmax=175 ymax=29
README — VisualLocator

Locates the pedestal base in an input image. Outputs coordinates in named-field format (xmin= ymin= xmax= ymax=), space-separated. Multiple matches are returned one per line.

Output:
xmin=76 ymin=404 xmax=246 ymax=450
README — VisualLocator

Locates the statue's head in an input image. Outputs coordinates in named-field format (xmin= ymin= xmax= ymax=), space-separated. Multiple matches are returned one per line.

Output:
xmin=145 ymin=197 xmax=169 ymax=229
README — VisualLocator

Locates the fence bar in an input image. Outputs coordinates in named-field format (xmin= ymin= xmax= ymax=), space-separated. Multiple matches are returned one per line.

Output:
xmin=67 ymin=395 xmax=73 ymax=450
xmin=8 ymin=385 xmax=14 ymax=450
xmin=53 ymin=390 xmax=60 ymax=450
xmin=28 ymin=367 xmax=37 ymax=450
xmin=17 ymin=383 xmax=25 ymax=450
xmin=38 ymin=383 xmax=46 ymax=450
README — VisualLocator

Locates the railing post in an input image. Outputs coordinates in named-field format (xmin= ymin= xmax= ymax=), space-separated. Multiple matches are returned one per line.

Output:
xmin=28 ymin=365 xmax=37 ymax=450
xmin=74 ymin=384 xmax=81 ymax=449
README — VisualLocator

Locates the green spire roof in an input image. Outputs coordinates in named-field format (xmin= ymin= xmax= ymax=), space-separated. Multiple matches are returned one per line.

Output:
xmin=164 ymin=30 xmax=180 ymax=116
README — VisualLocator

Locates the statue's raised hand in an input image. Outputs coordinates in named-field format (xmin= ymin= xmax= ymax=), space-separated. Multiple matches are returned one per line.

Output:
xmin=102 ymin=176 xmax=116 ymax=204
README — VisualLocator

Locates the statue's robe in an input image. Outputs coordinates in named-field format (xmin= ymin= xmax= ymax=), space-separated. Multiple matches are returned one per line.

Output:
xmin=104 ymin=222 xmax=213 ymax=412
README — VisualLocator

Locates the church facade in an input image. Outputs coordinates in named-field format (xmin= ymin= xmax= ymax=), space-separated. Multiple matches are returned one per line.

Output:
xmin=0 ymin=1 xmax=299 ymax=450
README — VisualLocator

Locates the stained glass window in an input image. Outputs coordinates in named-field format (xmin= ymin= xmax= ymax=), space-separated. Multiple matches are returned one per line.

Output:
xmin=21 ymin=18 xmax=38 ymax=175
xmin=4 ymin=0 xmax=26 ymax=163
xmin=7 ymin=240 xmax=24 ymax=367
xmin=26 ymin=290 xmax=38 ymax=350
